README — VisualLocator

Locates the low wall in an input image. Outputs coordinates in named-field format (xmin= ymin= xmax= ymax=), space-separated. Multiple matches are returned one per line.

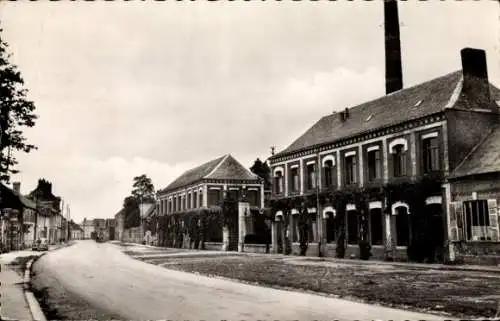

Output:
xmin=243 ymin=243 xmax=268 ymax=254
xmin=454 ymin=241 xmax=500 ymax=266
xmin=204 ymin=242 xmax=223 ymax=251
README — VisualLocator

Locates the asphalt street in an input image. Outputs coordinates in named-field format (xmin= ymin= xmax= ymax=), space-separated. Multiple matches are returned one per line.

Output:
xmin=33 ymin=240 xmax=453 ymax=320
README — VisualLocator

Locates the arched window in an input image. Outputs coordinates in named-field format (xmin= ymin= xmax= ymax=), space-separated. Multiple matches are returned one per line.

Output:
xmin=392 ymin=202 xmax=410 ymax=246
xmin=423 ymin=135 xmax=440 ymax=173
xmin=393 ymin=144 xmax=407 ymax=177
xmin=274 ymin=170 xmax=284 ymax=194
xmin=323 ymin=160 xmax=334 ymax=188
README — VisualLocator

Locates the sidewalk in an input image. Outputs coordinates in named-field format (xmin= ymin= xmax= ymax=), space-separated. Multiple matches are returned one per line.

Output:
xmin=0 ymin=264 xmax=33 ymax=321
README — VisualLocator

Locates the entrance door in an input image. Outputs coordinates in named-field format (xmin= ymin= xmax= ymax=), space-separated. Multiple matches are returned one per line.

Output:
xmin=428 ymin=204 xmax=445 ymax=263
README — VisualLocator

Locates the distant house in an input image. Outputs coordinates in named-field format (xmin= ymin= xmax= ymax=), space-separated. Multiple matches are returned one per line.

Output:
xmin=114 ymin=209 xmax=125 ymax=242
xmin=81 ymin=218 xmax=95 ymax=239
xmin=0 ymin=182 xmax=37 ymax=251
xmin=70 ymin=220 xmax=84 ymax=240
xmin=28 ymin=179 xmax=62 ymax=245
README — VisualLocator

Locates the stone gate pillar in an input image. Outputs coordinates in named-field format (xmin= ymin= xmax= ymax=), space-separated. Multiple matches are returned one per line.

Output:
xmin=238 ymin=202 xmax=250 ymax=252
xmin=271 ymin=221 xmax=278 ymax=253
xmin=222 ymin=226 xmax=229 ymax=251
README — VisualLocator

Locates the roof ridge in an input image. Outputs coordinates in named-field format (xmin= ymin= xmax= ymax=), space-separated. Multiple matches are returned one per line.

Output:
xmin=451 ymin=127 xmax=496 ymax=176
xmin=204 ymin=154 xmax=230 ymax=179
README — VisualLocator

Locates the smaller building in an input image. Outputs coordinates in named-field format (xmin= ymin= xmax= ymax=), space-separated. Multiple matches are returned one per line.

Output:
xmin=69 ymin=220 xmax=84 ymax=240
xmin=82 ymin=218 xmax=95 ymax=239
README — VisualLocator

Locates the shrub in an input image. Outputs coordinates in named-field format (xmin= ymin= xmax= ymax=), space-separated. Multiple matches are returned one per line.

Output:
xmin=359 ymin=240 xmax=372 ymax=260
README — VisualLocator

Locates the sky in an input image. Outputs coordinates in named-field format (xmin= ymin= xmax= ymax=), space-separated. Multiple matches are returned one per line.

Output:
xmin=0 ymin=1 xmax=498 ymax=223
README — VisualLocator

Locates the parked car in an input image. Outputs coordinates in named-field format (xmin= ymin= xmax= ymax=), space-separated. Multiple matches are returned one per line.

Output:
xmin=33 ymin=238 xmax=49 ymax=251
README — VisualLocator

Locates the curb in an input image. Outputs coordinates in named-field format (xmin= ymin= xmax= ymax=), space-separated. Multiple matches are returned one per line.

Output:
xmin=24 ymin=255 xmax=47 ymax=321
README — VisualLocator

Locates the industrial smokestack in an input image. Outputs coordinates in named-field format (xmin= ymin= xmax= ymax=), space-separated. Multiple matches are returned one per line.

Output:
xmin=384 ymin=0 xmax=403 ymax=94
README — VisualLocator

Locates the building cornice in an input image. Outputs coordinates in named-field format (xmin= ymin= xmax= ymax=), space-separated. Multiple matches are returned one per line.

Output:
xmin=270 ymin=113 xmax=445 ymax=164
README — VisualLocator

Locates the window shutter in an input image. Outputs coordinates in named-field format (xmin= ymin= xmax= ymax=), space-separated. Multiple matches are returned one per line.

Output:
xmin=449 ymin=202 xmax=461 ymax=242
xmin=487 ymin=199 xmax=499 ymax=242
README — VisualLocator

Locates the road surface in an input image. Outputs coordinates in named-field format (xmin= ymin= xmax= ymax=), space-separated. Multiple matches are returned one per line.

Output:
xmin=34 ymin=240 xmax=452 ymax=320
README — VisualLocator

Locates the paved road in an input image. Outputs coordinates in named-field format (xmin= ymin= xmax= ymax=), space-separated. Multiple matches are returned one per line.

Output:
xmin=34 ymin=240 xmax=453 ymax=321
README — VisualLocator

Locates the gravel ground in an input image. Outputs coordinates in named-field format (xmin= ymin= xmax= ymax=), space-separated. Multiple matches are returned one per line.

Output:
xmin=136 ymin=253 xmax=500 ymax=319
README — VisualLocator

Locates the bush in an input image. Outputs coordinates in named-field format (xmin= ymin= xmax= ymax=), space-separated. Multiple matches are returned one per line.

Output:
xmin=336 ymin=231 xmax=346 ymax=258
xmin=359 ymin=240 xmax=372 ymax=260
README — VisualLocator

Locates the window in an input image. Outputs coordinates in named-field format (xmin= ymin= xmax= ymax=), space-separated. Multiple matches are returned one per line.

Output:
xmin=208 ymin=189 xmax=222 ymax=206
xmin=199 ymin=192 xmax=203 ymax=208
xmin=274 ymin=171 xmax=284 ymax=194
xmin=193 ymin=192 xmax=198 ymax=208
xmin=370 ymin=209 xmax=383 ymax=245
xmin=393 ymin=145 xmax=407 ymax=177
xmin=423 ymin=137 xmax=440 ymax=173
xmin=347 ymin=210 xmax=358 ymax=245
xmin=367 ymin=150 xmax=381 ymax=181
xmin=290 ymin=167 xmax=299 ymax=192
xmin=395 ymin=206 xmax=409 ymax=246
xmin=177 ymin=196 xmax=181 ymax=211
xmin=326 ymin=212 xmax=336 ymax=243
xmin=173 ymin=198 xmax=177 ymax=212
xmin=291 ymin=215 xmax=299 ymax=243
xmin=306 ymin=163 xmax=316 ymax=190
xmin=464 ymin=200 xmax=490 ymax=241
xmin=323 ymin=160 xmax=334 ymax=188
xmin=247 ymin=190 xmax=259 ymax=206
xmin=188 ymin=194 xmax=192 ymax=209
xmin=345 ymin=155 xmax=357 ymax=185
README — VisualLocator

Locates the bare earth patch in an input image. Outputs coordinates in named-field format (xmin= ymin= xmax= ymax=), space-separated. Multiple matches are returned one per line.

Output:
xmin=145 ymin=253 xmax=500 ymax=319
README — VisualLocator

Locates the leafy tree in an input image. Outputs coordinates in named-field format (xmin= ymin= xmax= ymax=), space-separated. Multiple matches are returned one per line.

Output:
xmin=123 ymin=195 xmax=140 ymax=229
xmin=131 ymin=174 xmax=155 ymax=203
xmin=0 ymin=26 xmax=38 ymax=183
xmin=250 ymin=158 xmax=271 ymax=190
xmin=123 ymin=175 xmax=155 ymax=228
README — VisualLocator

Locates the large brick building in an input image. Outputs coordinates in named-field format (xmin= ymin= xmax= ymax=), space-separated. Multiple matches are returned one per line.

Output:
xmin=268 ymin=48 xmax=500 ymax=264
xmin=157 ymin=154 xmax=264 ymax=250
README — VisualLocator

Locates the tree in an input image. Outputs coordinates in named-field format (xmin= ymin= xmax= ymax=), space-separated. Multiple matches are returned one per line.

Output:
xmin=123 ymin=195 xmax=140 ymax=229
xmin=0 ymin=26 xmax=38 ymax=183
xmin=250 ymin=158 xmax=271 ymax=190
xmin=131 ymin=174 xmax=155 ymax=203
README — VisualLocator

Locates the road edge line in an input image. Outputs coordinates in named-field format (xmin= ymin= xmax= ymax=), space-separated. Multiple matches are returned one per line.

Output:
xmin=24 ymin=255 xmax=47 ymax=321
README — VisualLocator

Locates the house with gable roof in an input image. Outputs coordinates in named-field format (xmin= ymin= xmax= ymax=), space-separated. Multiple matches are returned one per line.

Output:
xmin=267 ymin=48 xmax=500 ymax=264
xmin=157 ymin=154 xmax=264 ymax=251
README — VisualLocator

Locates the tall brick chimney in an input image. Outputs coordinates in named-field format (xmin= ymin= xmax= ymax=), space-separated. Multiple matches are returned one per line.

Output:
xmin=12 ymin=182 xmax=20 ymax=194
xmin=461 ymin=48 xmax=491 ymax=105
xmin=384 ymin=0 xmax=403 ymax=94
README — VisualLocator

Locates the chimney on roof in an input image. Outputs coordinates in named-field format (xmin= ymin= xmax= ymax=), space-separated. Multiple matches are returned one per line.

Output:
xmin=12 ymin=182 xmax=20 ymax=194
xmin=461 ymin=48 xmax=491 ymax=104
xmin=339 ymin=107 xmax=350 ymax=122
xmin=384 ymin=0 xmax=404 ymax=94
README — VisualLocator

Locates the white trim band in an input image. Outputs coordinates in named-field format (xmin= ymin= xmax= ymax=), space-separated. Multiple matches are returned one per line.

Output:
xmin=421 ymin=132 xmax=439 ymax=140
xmin=368 ymin=201 xmax=382 ymax=210
xmin=425 ymin=196 xmax=442 ymax=205
xmin=367 ymin=145 xmax=380 ymax=152
xmin=389 ymin=138 xmax=409 ymax=153
xmin=391 ymin=201 xmax=410 ymax=215
xmin=345 ymin=151 xmax=356 ymax=157
xmin=346 ymin=203 xmax=356 ymax=211
xmin=321 ymin=155 xmax=336 ymax=166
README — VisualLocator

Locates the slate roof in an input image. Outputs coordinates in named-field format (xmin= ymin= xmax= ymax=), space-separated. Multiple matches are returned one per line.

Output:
xmin=272 ymin=70 xmax=500 ymax=159
xmin=450 ymin=126 xmax=500 ymax=178
xmin=160 ymin=154 xmax=259 ymax=193
xmin=0 ymin=183 xmax=37 ymax=210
